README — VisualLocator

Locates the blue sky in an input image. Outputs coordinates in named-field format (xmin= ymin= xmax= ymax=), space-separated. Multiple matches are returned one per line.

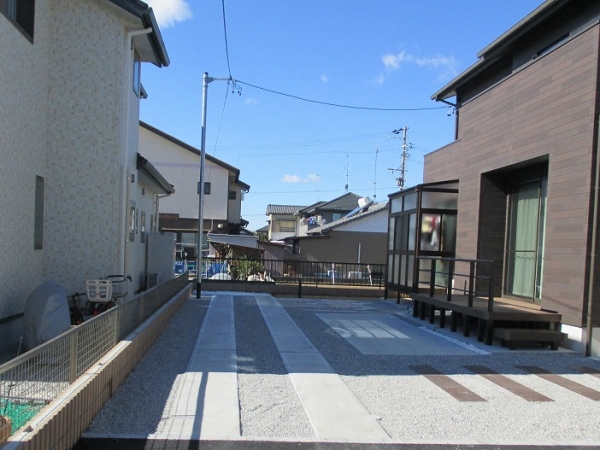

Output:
xmin=141 ymin=0 xmax=544 ymax=231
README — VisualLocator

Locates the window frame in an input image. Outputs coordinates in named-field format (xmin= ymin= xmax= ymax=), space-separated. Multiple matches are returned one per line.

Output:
xmin=1 ymin=0 xmax=35 ymax=41
xmin=132 ymin=50 xmax=141 ymax=97
xmin=34 ymin=175 xmax=44 ymax=249
xmin=277 ymin=220 xmax=296 ymax=233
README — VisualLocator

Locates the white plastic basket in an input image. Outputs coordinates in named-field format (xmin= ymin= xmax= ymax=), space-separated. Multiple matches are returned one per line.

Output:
xmin=86 ymin=279 xmax=113 ymax=303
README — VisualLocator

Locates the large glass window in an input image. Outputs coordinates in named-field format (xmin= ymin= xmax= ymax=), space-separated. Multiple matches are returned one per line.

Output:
xmin=277 ymin=220 xmax=296 ymax=232
xmin=420 ymin=214 xmax=441 ymax=251
xmin=505 ymin=179 xmax=547 ymax=300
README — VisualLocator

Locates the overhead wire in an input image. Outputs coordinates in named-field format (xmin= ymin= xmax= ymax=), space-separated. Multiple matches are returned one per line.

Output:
xmin=217 ymin=0 xmax=436 ymax=210
xmin=221 ymin=0 xmax=233 ymax=80
xmin=234 ymin=79 xmax=446 ymax=112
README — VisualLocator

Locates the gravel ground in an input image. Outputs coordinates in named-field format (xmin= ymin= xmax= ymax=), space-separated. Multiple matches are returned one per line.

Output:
xmin=85 ymin=294 xmax=600 ymax=445
xmin=235 ymin=295 xmax=314 ymax=438
xmin=281 ymin=297 xmax=600 ymax=444
xmin=87 ymin=298 xmax=208 ymax=435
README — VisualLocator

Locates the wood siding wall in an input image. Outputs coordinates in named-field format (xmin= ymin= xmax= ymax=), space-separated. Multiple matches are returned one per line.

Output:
xmin=424 ymin=26 xmax=600 ymax=326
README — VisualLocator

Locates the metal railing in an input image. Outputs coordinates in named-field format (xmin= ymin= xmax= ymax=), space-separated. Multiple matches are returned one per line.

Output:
xmin=0 ymin=274 xmax=190 ymax=434
xmin=201 ymin=257 xmax=386 ymax=288
xmin=417 ymin=256 xmax=495 ymax=311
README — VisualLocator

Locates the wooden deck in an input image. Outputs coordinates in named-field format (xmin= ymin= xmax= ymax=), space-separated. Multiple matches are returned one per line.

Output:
xmin=410 ymin=293 xmax=563 ymax=346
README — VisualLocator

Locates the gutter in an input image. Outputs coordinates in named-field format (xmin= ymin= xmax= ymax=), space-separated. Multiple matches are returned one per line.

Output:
xmin=108 ymin=0 xmax=169 ymax=67
xmin=137 ymin=154 xmax=175 ymax=194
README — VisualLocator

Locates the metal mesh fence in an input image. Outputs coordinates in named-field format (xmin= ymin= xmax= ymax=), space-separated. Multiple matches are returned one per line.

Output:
xmin=0 ymin=275 xmax=189 ymax=435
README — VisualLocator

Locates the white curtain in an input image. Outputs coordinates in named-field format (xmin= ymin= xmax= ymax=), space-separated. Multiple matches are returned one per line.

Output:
xmin=508 ymin=184 xmax=539 ymax=297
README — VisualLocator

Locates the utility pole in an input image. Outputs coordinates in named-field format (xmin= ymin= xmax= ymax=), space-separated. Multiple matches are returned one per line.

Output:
xmin=388 ymin=127 xmax=410 ymax=189
xmin=196 ymin=72 xmax=231 ymax=299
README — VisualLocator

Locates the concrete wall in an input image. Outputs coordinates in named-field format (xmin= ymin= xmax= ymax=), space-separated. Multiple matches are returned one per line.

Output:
xmin=424 ymin=26 xmax=600 ymax=326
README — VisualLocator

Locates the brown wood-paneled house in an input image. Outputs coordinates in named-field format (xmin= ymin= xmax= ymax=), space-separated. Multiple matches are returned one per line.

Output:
xmin=416 ymin=0 xmax=600 ymax=355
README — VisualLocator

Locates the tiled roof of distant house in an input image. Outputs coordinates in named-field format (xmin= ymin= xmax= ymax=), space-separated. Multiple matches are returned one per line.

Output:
xmin=299 ymin=193 xmax=362 ymax=215
xmin=306 ymin=202 xmax=388 ymax=235
xmin=298 ymin=201 xmax=327 ymax=215
xmin=266 ymin=205 xmax=305 ymax=215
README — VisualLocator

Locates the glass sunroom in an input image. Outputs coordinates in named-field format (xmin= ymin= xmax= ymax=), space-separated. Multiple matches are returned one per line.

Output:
xmin=386 ymin=181 xmax=458 ymax=294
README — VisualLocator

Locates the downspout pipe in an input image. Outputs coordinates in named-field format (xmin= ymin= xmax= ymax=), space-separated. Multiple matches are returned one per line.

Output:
xmin=586 ymin=114 xmax=600 ymax=356
xmin=155 ymin=193 xmax=170 ymax=231
xmin=119 ymin=27 xmax=152 ymax=277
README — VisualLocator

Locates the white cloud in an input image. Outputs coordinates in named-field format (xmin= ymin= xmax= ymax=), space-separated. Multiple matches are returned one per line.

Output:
xmin=282 ymin=175 xmax=302 ymax=183
xmin=147 ymin=0 xmax=192 ymax=28
xmin=379 ymin=50 xmax=458 ymax=83
xmin=281 ymin=174 xmax=321 ymax=183
xmin=320 ymin=74 xmax=329 ymax=83
xmin=373 ymin=73 xmax=385 ymax=85
xmin=382 ymin=51 xmax=413 ymax=70
xmin=415 ymin=54 xmax=457 ymax=69
xmin=245 ymin=98 xmax=259 ymax=106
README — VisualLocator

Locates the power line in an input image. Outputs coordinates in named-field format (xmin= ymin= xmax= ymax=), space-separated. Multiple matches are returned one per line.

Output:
xmin=221 ymin=0 xmax=233 ymax=79
xmin=234 ymin=79 xmax=446 ymax=112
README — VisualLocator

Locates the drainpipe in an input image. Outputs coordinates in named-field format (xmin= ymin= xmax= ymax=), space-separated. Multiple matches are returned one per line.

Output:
xmin=155 ymin=193 xmax=170 ymax=231
xmin=119 ymin=27 xmax=152 ymax=278
xmin=585 ymin=114 xmax=600 ymax=356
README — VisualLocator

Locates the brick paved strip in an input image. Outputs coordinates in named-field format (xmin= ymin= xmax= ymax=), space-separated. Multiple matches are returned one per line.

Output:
xmin=409 ymin=365 xmax=486 ymax=402
xmin=464 ymin=365 xmax=553 ymax=402
xmin=576 ymin=366 xmax=600 ymax=378
xmin=517 ymin=366 xmax=600 ymax=401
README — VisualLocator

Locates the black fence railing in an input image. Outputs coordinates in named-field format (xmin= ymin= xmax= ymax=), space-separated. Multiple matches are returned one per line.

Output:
xmin=200 ymin=257 xmax=385 ymax=288
xmin=417 ymin=256 xmax=495 ymax=311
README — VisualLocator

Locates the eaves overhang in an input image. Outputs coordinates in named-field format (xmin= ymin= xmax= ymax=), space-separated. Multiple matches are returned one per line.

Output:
xmin=431 ymin=0 xmax=567 ymax=102
xmin=109 ymin=0 xmax=170 ymax=67
xmin=137 ymin=153 xmax=175 ymax=194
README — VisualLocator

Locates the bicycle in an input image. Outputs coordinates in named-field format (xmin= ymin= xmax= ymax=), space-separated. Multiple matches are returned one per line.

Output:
xmin=86 ymin=274 xmax=132 ymax=316
xmin=68 ymin=292 xmax=86 ymax=325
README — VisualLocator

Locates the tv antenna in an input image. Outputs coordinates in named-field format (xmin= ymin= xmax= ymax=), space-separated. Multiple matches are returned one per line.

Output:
xmin=345 ymin=153 xmax=349 ymax=192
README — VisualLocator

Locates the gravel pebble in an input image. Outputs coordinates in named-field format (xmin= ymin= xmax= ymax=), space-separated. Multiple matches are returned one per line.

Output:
xmin=85 ymin=294 xmax=600 ymax=445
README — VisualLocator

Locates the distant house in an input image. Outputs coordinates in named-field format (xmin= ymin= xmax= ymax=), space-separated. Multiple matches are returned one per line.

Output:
xmin=404 ymin=0 xmax=600 ymax=355
xmin=297 ymin=193 xmax=363 ymax=236
xmin=286 ymin=202 xmax=388 ymax=265
xmin=265 ymin=204 xmax=306 ymax=241
xmin=139 ymin=121 xmax=250 ymax=255
xmin=0 ymin=0 xmax=171 ymax=348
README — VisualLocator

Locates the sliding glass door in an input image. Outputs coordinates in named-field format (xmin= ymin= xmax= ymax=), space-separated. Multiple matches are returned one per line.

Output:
xmin=505 ymin=179 xmax=547 ymax=301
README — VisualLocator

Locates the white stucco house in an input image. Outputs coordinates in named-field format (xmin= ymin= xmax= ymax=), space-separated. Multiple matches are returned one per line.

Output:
xmin=0 ymin=0 xmax=171 ymax=350
xmin=139 ymin=121 xmax=251 ymax=254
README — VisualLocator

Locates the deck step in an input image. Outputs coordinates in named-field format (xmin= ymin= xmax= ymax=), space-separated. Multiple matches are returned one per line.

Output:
xmin=493 ymin=328 xmax=566 ymax=350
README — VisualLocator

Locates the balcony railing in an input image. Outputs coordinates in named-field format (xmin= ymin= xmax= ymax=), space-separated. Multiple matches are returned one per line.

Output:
xmin=417 ymin=256 xmax=495 ymax=311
